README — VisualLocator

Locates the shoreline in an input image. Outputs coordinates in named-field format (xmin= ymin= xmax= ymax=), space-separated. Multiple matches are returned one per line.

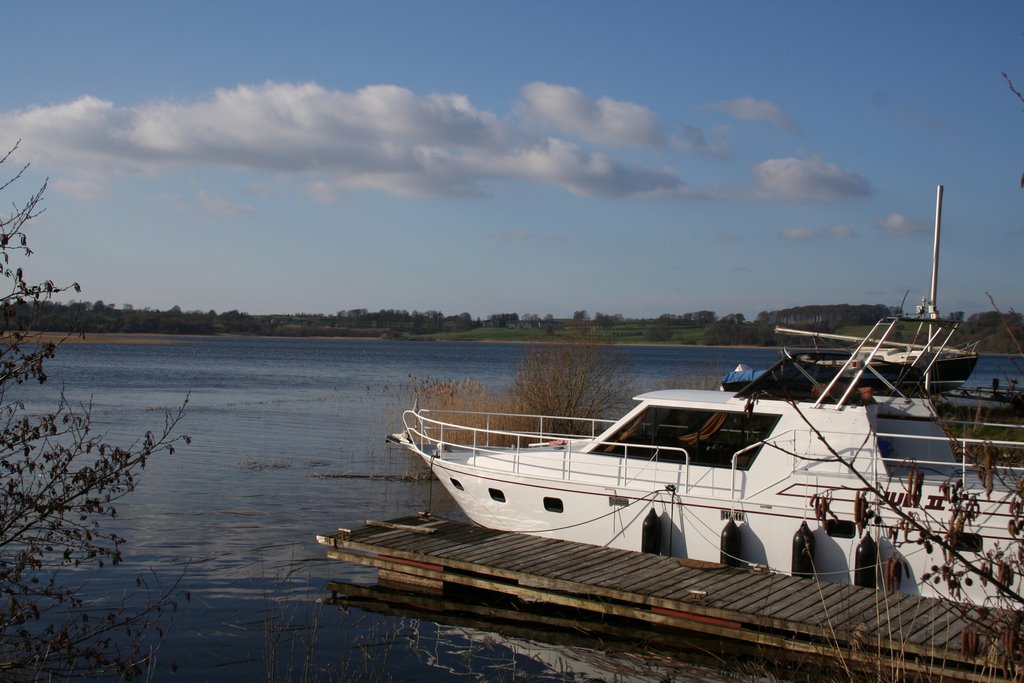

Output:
xmin=21 ymin=331 xmax=1015 ymax=356
xmin=13 ymin=330 xmax=780 ymax=350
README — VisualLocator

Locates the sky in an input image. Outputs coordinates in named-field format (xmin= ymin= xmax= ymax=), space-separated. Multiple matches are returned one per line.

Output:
xmin=1 ymin=2 xmax=1021 ymax=320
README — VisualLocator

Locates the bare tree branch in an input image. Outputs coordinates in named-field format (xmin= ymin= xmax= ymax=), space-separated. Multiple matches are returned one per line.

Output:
xmin=0 ymin=144 xmax=190 ymax=679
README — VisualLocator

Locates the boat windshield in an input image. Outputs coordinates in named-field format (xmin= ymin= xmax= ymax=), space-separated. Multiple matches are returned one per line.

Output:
xmin=593 ymin=406 xmax=780 ymax=469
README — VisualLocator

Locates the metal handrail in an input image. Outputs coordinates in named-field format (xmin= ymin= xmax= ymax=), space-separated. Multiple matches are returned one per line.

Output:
xmin=875 ymin=430 xmax=1024 ymax=486
xmin=404 ymin=409 xmax=699 ymax=488
xmin=417 ymin=408 xmax=614 ymax=440
xmin=403 ymin=409 xmax=1024 ymax=496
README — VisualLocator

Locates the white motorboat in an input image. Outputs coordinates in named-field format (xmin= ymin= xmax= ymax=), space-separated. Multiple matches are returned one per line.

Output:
xmin=397 ymin=316 xmax=1024 ymax=604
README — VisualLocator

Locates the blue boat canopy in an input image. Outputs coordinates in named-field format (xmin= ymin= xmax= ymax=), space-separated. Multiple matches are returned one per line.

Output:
xmin=721 ymin=364 xmax=765 ymax=389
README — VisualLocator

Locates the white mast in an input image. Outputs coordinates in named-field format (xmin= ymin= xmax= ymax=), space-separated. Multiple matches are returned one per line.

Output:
xmin=929 ymin=185 xmax=943 ymax=320
xmin=924 ymin=185 xmax=944 ymax=393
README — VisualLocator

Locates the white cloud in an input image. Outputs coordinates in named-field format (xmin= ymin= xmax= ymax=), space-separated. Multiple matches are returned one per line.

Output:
xmin=829 ymin=223 xmax=857 ymax=238
xmin=782 ymin=223 xmax=858 ymax=241
xmin=879 ymin=212 xmax=930 ymax=235
xmin=752 ymin=157 xmax=871 ymax=202
xmin=520 ymin=82 xmax=663 ymax=147
xmin=2 ymin=81 xmax=694 ymax=200
xmin=706 ymin=96 xmax=799 ymax=132
xmin=3 ymin=82 xmax=872 ymax=206
xmin=670 ymin=123 xmax=733 ymax=159
xmin=781 ymin=227 xmax=820 ymax=241
xmin=477 ymin=137 xmax=695 ymax=198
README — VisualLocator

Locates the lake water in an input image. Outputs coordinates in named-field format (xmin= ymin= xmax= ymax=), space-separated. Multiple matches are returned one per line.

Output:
xmin=9 ymin=338 xmax=1015 ymax=681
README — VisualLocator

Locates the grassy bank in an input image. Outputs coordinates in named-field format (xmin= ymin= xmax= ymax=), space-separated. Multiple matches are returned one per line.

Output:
xmin=411 ymin=324 xmax=708 ymax=345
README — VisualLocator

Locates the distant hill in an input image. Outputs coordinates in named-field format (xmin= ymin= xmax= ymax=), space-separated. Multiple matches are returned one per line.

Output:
xmin=24 ymin=300 xmax=1022 ymax=354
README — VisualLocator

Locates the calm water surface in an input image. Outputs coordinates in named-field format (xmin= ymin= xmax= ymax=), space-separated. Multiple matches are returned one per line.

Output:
xmin=13 ymin=339 xmax=1013 ymax=681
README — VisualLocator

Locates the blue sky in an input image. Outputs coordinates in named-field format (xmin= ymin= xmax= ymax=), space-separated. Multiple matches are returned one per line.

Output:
xmin=2 ymin=2 xmax=1021 ymax=320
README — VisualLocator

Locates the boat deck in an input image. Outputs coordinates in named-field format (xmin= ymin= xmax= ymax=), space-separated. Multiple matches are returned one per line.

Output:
xmin=318 ymin=514 xmax=1005 ymax=681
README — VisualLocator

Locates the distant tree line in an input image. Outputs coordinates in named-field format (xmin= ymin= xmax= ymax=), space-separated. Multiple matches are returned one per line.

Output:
xmin=756 ymin=303 xmax=896 ymax=328
xmin=23 ymin=300 xmax=1022 ymax=352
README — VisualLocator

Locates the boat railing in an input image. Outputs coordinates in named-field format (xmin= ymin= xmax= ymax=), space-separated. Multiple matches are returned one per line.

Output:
xmin=946 ymin=419 xmax=1024 ymax=436
xmin=875 ymin=429 xmax=1024 ymax=486
xmin=404 ymin=409 xmax=1024 ymax=499
xmin=405 ymin=409 xmax=826 ymax=500
xmin=408 ymin=408 xmax=614 ymax=445
xmin=405 ymin=408 xmax=751 ymax=492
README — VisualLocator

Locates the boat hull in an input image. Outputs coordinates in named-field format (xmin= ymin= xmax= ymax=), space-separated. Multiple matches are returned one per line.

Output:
xmin=414 ymin=446 xmax=1008 ymax=601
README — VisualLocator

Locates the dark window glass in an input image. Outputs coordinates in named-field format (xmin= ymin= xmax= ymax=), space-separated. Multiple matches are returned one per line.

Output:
xmin=594 ymin=407 xmax=780 ymax=469
xmin=826 ymin=519 xmax=856 ymax=538
xmin=450 ymin=478 xmax=464 ymax=491
xmin=488 ymin=488 xmax=506 ymax=503
xmin=955 ymin=532 xmax=983 ymax=553
xmin=543 ymin=497 xmax=564 ymax=513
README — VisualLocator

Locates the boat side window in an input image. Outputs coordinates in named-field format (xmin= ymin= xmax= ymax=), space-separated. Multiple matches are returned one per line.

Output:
xmin=594 ymin=406 xmax=780 ymax=470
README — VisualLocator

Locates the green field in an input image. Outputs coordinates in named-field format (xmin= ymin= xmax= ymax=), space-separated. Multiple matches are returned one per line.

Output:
xmin=416 ymin=323 xmax=713 ymax=345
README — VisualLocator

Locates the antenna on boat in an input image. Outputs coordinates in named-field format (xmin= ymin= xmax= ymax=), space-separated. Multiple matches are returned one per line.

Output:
xmin=924 ymin=185 xmax=944 ymax=393
xmin=928 ymin=185 xmax=943 ymax=320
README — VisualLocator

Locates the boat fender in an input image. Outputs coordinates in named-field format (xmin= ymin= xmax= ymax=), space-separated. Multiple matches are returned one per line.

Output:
xmin=720 ymin=518 xmax=741 ymax=567
xmin=791 ymin=521 xmax=815 ymax=577
xmin=641 ymin=509 xmax=661 ymax=554
xmin=854 ymin=533 xmax=877 ymax=589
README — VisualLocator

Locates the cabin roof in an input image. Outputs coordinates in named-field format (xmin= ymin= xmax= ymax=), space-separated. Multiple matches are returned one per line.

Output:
xmin=633 ymin=389 xmax=738 ymax=405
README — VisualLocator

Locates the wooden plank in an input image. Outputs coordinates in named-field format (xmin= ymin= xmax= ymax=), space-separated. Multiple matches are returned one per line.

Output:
xmin=905 ymin=603 xmax=960 ymax=646
xmin=378 ymin=568 xmax=443 ymax=594
xmin=650 ymin=605 xmax=743 ymax=630
xmin=646 ymin=567 xmax=733 ymax=600
xmin=484 ymin=537 xmax=569 ymax=571
xmin=723 ymin=574 xmax=805 ymax=613
xmin=495 ymin=536 xmax=576 ymax=569
xmin=864 ymin=593 xmax=931 ymax=641
xmin=557 ymin=550 xmax=655 ymax=588
xmin=382 ymin=527 xmax=491 ymax=555
xmin=654 ymin=568 xmax=751 ymax=603
xmin=366 ymin=519 xmax=439 ymax=534
xmin=699 ymin=572 xmax=772 ymax=606
xmin=515 ymin=544 xmax=611 ymax=577
xmin=498 ymin=545 xmax=592 ymax=579
xmin=348 ymin=526 xmax=411 ymax=544
xmin=387 ymin=528 xmax=520 ymax=565
xmin=422 ymin=526 xmax=522 ymax=560
xmin=904 ymin=615 xmax=951 ymax=650
xmin=823 ymin=584 xmax=879 ymax=620
xmin=756 ymin=579 xmax=834 ymax=619
xmin=570 ymin=550 xmax=671 ymax=587
xmin=452 ymin=544 xmax=598 ymax=589
xmin=452 ymin=533 xmax=545 ymax=564
xmin=544 ymin=551 xmax=633 ymax=582
xmin=615 ymin=564 xmax=707 ymax=595
xmin=786 ymin=581 xmax=851 ymax=625
xmin=506 ymin=538 xmax=600 ymax=573
xmin=586 ymin=566 xmax=689 ymax=595
xmin=708 ymin=573 xmax=788 ymax=612
xmin=591 ymin=563 xmax=678 ymax=594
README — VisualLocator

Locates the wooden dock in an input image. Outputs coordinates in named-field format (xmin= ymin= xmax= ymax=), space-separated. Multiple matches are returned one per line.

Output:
xmin=318 ymin=514 xmax=1004 ymax=681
